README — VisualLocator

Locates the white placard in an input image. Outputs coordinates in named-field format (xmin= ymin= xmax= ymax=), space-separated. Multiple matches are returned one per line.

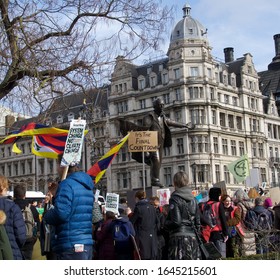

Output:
xmin=156 ymin=188 xmax=171 ymax=206
xmin=105 ymin=193 xmax=119 ymax=214
xmin=61 ymin=119 xmax=86 ymax=166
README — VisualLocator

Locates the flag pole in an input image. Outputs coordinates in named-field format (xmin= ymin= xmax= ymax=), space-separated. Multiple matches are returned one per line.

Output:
xmin=142 ymin=151 xmax=146 ymax=192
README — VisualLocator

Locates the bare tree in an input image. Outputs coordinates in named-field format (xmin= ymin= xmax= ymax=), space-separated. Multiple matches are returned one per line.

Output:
xmin=0 ymin=0 xmax=174 ymax=115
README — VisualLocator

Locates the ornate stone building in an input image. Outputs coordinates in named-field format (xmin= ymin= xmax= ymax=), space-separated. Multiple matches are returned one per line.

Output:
xmin=1 ymin=4 xmax=280 ymax=198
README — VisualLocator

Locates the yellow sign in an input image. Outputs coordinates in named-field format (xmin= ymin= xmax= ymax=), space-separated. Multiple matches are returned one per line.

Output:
xmin=128 ymin=131 xmax=158 ymax=152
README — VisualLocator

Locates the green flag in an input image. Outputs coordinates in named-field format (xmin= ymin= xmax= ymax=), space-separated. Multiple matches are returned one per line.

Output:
xmin=227 ymin=154 xmax=250 ymax=183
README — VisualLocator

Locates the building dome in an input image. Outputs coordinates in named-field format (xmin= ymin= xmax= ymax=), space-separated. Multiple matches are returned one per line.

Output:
xmin=170 ymin=3 xmax=208 ymax=43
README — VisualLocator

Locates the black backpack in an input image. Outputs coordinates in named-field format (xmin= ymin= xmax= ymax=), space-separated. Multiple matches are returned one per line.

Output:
xmin=256 ymin=211 xmax=272 ymax=231
xmin=244 ymin=209 xmax=258 ymax=230
xmin=201 ymin=202 xmax=217 ymax=228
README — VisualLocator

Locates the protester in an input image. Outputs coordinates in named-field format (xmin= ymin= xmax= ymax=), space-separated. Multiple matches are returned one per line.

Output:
xmin=150 ymin=196 xmax=165 ymax=259
xmin=130 ymin=190 xmax=159 ymax=260
xmin=0 ymin=175 xmax=26 ymax=260
xmin=95 ymin=211 xmax=116 ymax=260
xmin=44 ymin=154 xmax=94 ymax=260
xmin=200 ymin=187 xmax=228 ymax=258
xmin=234 ymin=189 xmax=256 ymax=256
xmin=40 ymin=182 xmax=58 ymax=260
xmin=253 ymin=197 xmax=273 ymax=255
xmin=111 ymin=210 xmax=135 ymax=260
xmin=0 ymin=210 xmax=13 ymax=260
xmin=13 ymin=185 xmax=39 ymax=260
xmin=221 ymin=194 xmax=244 ymax=258
xmin=164 ymin=171 xmax=201 ymax=260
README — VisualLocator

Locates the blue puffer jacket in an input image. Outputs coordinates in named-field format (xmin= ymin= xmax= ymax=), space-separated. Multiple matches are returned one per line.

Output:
xmin=0 ymin=197 xmax=26 ymax=260
xmin=44 ymin=171 xmax=94 ymax=253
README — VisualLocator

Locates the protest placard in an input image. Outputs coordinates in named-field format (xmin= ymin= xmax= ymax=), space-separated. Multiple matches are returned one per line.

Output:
xmin=105 ymin=193 xmax=119 ymax=214
xmin=60 ymin=119 xmax=86 ymax=167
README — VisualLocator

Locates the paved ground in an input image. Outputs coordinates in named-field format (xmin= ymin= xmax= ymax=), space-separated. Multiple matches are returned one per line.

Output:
xmin=32 ymin=239 xmax=46 ymax=260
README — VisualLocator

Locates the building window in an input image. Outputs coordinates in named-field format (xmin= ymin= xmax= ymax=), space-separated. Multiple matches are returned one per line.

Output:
xmin=232 ymin=96 xmax=238 ymax=106
xmin=48 ymin=160 xmax=54 ymax=173
xmin=28 ymin=161 xmax=32 ymax=173
xmin=163 ymin=93 xmax=170 ymax=104
xmin=207 ymin=68 xmax=212 ymax=79
xmin=164 ymin=146 xmax=171 ymax=156
xmin=117 ymin=101 xmax=128 ymax=113
xmin=162 ymin=72 xmax=168 ymax=84
xmin=174 ymin=68 xmax=180 ymax=79
xmin=252 ymin=143 xmax=257 ymax=157
xmin=210 ymin=87 xmax=215 ymax=100
xmin=139 ymin=99 xmax=146 ymax=109
xmin=175 ymin=110 xmax=182 ymax=123
xmin=258 ymin=143 xmax=264 ymax=158
xmin=239 ymin=141 xmax=245 ymax=155
xmin=212 ymin=110 xmax=216 ymax=125
xmin=1 ymin=148 xmax=4 ymax=158
xmin=68 ymin=112 xmax=75 ymax=122
xmin=163 ymin=167 xmax=172 ymax=186
xmin=215 ymin=165 xmax=220 ymax=182
xmin=14 ymin=163 xmax=18 ymax=176
xmin=175 ymin=88 xmax=182 ymax=101
xmin=231 ymin=140 xmax=237 ymax=156
xmin=213 ymin=137 xmax=219 ymax=154
xmin=39 ymin=160 xmax=44 ymax=175
xmin=20 ymin=144 xmax=25 ymax=154
xmin=228 ymin=114 xmax=234 ymax=128
xmin=1 ymin=166 xmax=4 ymax=175
xmin=46 ymin=118 xmax=52 ymax=126
xmin=224 ymin=165 xmax=230 ymax=184
xmin=191 ymin=109 xmax=205 ymax=125
xmin=220 ymin=113 xmax=226 ymax=127
xmin=8 ymin=165 xmax=11 ymax=176
xmin=57 ymin=115 xmax=63 ymax=124
xmin=224 ymin=94 xmax=229 ymax=104
xmin=222 ymin=138 xmax=228 ymax=155
xmin=236 ymin=116 xmax=242 ymax=130
xmin=178 ymin=165 xmax=185 ymax=172
xmin=121 ymin=147 xmax=127 ymax=162
xmin=139 ymin=78 xmax=145 ymax=90
xmin=150 ymin=75 xmax=156 ymax=87
xmin=8 ymin=147 xmax=11 ymax=156
xmin=177 ymin=138 xmax=184 ymax=154
xmin=190 ymin=67 xmax=199 ymax=77
xmin=260 ymin=168 xmax=266 ymax=183
xmin=21 ymin=162 xmax=25 ymax=175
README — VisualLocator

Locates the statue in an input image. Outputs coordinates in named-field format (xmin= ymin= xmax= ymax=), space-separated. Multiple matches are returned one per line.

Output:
xmin=119 ymin=97 xmax=194 ymax=188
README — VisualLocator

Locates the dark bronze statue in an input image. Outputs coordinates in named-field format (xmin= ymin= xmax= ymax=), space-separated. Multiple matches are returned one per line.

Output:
xmin=119 ymin=97 xmax=194 ymax=188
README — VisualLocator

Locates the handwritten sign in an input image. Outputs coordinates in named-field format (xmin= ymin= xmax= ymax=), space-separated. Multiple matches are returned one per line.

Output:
xmin=128 ymin=131 xmax=158 ymax=152
xmin=105 ymin=193 xmax=119 ymax=214
xmin=61 ymin=119 xmax=86 ymax=166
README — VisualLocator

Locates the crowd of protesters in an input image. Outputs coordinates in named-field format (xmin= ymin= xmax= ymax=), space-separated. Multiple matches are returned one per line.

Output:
xmin=1 ymin=166 xmax=280 ymax=260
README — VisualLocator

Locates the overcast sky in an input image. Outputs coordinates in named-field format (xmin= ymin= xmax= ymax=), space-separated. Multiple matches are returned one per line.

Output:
xmin=158 ymin=0 xmax=280 ymax=72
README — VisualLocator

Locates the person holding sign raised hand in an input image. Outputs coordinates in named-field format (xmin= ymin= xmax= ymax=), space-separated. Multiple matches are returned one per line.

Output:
xmin=44 ymin=153 xmax=94 ymax=260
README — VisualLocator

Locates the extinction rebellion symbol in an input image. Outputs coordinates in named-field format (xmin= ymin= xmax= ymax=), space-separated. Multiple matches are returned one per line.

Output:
xmin=234 ymin=158 xmax=248 ymax=177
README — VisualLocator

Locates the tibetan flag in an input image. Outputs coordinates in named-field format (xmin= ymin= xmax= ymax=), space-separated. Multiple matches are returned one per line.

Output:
xmin=32 ymin=134 xmax=68 ymax=159
xmin=0 ymin=122 xmax=68 ymax=145
xmin=227 ymin=154 xmax=250 ymax=183
xmin=87 ymin=133 xmax=130 ymax=183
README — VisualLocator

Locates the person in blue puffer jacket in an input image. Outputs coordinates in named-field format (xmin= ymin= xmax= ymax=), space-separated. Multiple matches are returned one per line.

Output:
xmin=0 ymin=175 xmax=26 ymax=260
xmin=44 ymin=154 xmax=94 ymax=260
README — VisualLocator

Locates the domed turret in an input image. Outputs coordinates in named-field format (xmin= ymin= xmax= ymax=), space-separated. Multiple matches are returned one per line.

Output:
xmin=170 ymin=3 xmax=208 ymax=43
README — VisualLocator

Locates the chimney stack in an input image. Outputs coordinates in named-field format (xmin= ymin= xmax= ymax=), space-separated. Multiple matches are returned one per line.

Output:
xmin=268 ymin=34 xmax=280 ymax=70
xmin=224 ymin=47 xmax=234 ymax=63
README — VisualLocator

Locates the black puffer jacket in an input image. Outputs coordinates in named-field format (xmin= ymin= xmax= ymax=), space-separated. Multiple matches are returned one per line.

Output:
xmin=165 ymin=187 xmax=200 ymax=236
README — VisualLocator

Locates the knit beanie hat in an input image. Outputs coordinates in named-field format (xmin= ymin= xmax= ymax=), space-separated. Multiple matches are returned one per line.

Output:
xmin=264 ymin=197 xmax=273 ymax=208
